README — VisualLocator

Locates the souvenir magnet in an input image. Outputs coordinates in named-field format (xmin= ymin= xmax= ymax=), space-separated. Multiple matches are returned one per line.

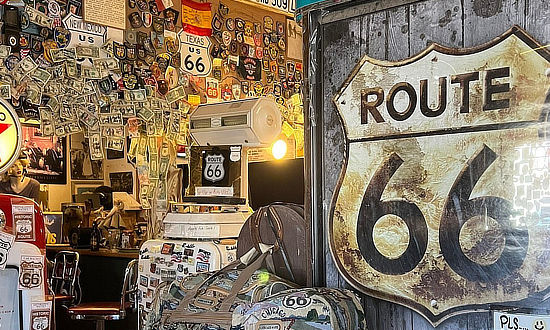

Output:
xmin=126 ymin=31 xmax=137 ymax=44
xmin=278 ymin=36 xmax=286 ymax=50
xmin=254 ymin=22 xmax=261 ymax=34
xmin=225 ymin=18 xmax=234 ymax=31
xmin=143 ymin=12 xmax=153 ymax=28
xmin=231 ymin=83 xmax=241 ymax=99
xmin=222 ymin=31 xmax=231 ymax=47
xmin=263 ymin=16 xmax=273 ymax=33
xmin=255 ymin=47 xmax=263 ymax=59
xmin=253 ymin=34 xmax=262 ymax=47
xmin=129 ymin=12 xmax=143 ymax=28
xmin=277 ymin=54 xmax=285 ymax=65
xmin=149 ymin=0 xmax=159 ymax=15
xmin=211 ymin=14 xmax=222 ymax=31
xmin=136 ymin=0 xmax=148 ymax=11
xmin=126 ymin=43 xmax=137 ymax=60
xmin=235 ymin=18 xmax=244 ymax=31
xmin=114 ymin=42 xmax=127 ymax=60
xmin=163 ymin=8 xmax=179 ymax=22
xmin=218 ymin=3 xmax=229 ymax=17
xmin=240 ymin=44 xmax=248 ymax=57
xmin=235 ymin=31 xmax=243 ymax=44
xmin=241 ymin=81 xmax=248 ymax=94
xmin=152 ymin=17 xmax=164 ymax=32
xmin=156 ymin=78 xmax=168 ymax=95
xmin=229 ymin=41 xmax=238 ymax=55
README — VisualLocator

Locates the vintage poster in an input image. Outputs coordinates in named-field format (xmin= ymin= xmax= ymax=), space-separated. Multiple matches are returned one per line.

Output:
xmin=21 ymin=126 xmax=66 ymax=185
xmin=12 ymin=204 xmax=35 ymax=241
xmin=331 ymin=26 xmax=550 ymax=325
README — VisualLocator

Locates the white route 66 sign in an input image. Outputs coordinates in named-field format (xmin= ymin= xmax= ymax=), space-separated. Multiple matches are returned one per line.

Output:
xmin=203 ymin=154 xmax=225 ymax=183
xmin=178 ymin=30 xmax=212 ymax=77
xmin=331 ymin=26 xmax=550 ymax=325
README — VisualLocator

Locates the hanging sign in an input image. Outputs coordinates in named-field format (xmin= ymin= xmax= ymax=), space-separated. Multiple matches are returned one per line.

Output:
xmin=331 ymin=26 xmax=550 ymax=325
xmin=178 ymin=30 xmax=212 ymax=77
xmin=18 ymin=255 xmax=43 ymax=290
xmin=63 ymin=13 xmax=107 ymax=48
xmin=0 ymin=99 xmax=21 ymax=176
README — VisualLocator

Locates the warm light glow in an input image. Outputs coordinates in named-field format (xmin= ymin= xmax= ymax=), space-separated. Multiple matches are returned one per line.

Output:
xmin=272 ymin=139 xmax=287 ymax=160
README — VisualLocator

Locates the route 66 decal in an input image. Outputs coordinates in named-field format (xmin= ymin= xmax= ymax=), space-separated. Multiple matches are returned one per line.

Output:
xmin=0 ymin=232 xmax=14 ymax=270
xmin=19 ymin=255 xmax=43 ymax=290
xmin=203 ymin=154 xmax=225 ymax=183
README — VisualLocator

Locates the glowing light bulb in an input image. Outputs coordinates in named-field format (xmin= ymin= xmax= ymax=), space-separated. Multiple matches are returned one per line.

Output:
xmin=272 ymin=139 xmax=287 ymax=160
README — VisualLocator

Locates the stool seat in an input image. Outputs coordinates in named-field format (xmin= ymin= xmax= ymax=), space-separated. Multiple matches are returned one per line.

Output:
xmin=54 ymin=294 xmax=75 ymax=302
xmin=68 ymin=302 xmax=124 ymax=316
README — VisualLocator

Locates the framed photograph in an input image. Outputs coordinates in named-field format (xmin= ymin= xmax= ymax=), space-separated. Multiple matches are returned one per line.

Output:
xmin=21 ymin=125 xmax=67 ymax=184
xmin=44 ymin=212 xmax=63 ymax=245
xmin=72 ymin=182 xmax=102 ymax=196
xmin=109 ymin=171 xmax=134 ymax=195
xmin=70 ymin=133 xmax=104 ymax=180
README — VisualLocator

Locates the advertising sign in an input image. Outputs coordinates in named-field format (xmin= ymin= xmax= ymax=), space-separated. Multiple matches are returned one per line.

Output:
xmin=0 ymin=99 xmax=21 ymax=175
xmin=331 ymin=26 xmax=550 ymax=325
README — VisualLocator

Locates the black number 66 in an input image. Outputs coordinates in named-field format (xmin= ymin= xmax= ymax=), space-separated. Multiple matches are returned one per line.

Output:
xmin=357 ymin=145 xmax=528 ymax=281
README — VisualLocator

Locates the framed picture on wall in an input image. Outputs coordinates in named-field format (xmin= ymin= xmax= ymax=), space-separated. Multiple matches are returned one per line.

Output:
xmin=70 ymin=133 xmax=104 ymax=180
xmin=21 ymin=125 xmax=67 ymax=184
xmin=72 ymin=182 xmax=102 ymax=196
xmin=109 ymin=171 xmax=134 ymax=195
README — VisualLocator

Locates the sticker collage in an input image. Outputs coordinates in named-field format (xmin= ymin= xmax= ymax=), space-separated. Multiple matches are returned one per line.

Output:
xmin=0 ymin=0 xmax=304 ymax=209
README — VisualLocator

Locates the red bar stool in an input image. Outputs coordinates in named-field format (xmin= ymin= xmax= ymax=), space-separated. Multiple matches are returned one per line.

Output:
xmin=67 ymin=259 xmax=138 ymax=330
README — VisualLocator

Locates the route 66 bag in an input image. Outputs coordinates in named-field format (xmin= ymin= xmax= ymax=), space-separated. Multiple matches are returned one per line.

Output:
xmin=232 ymin=288 xmax=366 ymax=330
xmin=145 ymin=249 xmax=298 ymax=329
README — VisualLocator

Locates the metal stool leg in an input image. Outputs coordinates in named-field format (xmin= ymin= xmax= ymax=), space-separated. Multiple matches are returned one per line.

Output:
xmin=96 ymin=319 xmax=105 ymax=330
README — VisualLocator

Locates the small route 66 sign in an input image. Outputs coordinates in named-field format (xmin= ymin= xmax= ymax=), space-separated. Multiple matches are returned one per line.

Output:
xmin=203 ymin=154 xmax=225 ymax=183
xmin=18 ymin=255 xmax=43 ymax=290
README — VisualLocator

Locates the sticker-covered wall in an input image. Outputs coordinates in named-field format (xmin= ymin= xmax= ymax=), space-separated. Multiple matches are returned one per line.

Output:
xmin=0 ymin=0 xmax=303 ymax=210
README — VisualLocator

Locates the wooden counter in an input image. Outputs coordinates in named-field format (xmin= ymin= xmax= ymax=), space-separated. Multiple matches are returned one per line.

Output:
xmin=46 ymin=245 xmax=139 ymax=259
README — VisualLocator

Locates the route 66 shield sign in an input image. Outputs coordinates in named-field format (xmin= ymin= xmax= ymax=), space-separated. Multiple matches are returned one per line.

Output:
xmin=203 ymin=153 xmax=225 ymax=183
xmin=331 ymin=26 xmax=550 ymax=325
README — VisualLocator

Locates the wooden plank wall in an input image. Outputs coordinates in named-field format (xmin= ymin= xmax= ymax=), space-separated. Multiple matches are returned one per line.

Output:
xmin=319 ymin=0 xmax=550 ymax=329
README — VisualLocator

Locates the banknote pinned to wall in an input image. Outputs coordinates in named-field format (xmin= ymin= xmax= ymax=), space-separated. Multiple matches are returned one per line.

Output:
xmin=331 ymin=26 xmax=550 ymax=325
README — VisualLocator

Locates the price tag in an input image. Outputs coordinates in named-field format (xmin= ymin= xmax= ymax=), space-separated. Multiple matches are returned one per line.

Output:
xmin=178 ymin=30 xmax=212 ymax=77
xmin=18 ymin=255 xmax=43 ymax=290
xmin=30 ymin=302 xmax=51 ymax=330
xmin=12 ymin=204 xmax=35 ymax=241
xmin=0 ymin=231 xmax=15 ymax=270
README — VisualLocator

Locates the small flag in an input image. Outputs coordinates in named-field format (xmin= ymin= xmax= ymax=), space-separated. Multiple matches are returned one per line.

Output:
xmin=181 ymin=0 xmax=212 ymax=36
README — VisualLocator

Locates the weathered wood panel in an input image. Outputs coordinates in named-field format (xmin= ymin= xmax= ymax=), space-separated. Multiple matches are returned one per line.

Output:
xmin=321 ymin=16 xmax=362 ymax=290
xmin=525 ymin=0 xmax=550 ymax=45
xmin=317 ymin=0 xmax=550 ymax=329
xmin=409 ymin=0 xmax=463 ymax=55
xmin=463 ymin=0 xmax=526 ymax=47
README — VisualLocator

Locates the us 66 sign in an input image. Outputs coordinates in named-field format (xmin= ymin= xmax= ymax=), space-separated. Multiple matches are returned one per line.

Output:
xmin=331 ymin=26 xmax=550 ymax=325
xmin=178 ymin=30 xmax=212 ymax=77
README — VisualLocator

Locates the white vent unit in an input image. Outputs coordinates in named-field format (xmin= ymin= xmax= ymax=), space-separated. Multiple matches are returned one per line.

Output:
xmin=189 ymin=97 xmax=282 ymax=147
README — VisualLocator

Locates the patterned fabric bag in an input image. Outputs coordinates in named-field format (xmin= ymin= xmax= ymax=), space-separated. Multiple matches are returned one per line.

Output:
xmin=144 ymin=249 xmax=298 ymax=329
